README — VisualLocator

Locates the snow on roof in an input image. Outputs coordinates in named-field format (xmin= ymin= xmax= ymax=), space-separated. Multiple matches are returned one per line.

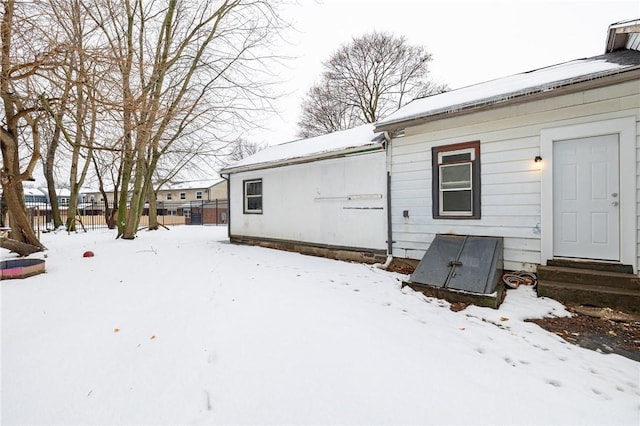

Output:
xmin=221 ymin=124 xmax=384 ymax=174
xmin=23 ymin=187 xmax=47 ymax=197
xmin=163 ymin=178 xmax=222 ymax=191
xmin=376 ymin=50 xmax=640 ymax=130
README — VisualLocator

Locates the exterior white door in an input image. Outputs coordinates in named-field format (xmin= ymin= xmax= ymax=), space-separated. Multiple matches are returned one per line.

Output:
xmin=553 ymin=134 xmax=620 ymax=261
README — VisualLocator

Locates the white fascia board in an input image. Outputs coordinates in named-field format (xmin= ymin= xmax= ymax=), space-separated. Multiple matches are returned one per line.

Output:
xmin=220 ymin=142 xmax=385 ymax=175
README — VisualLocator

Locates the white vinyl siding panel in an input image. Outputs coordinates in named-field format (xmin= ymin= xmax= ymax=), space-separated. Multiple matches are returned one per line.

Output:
xmin=229 ymin=151 xmax=387 ymax=251
xmin=390 ymin=80 xmax=640 ymax=272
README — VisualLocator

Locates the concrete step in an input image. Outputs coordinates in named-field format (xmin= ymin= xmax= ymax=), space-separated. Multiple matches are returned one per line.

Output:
xmin=537 ymin=265 xmax=640 ymax=290
xmin=546 ymin=259 xmax=634 ymax=274
xmin=537 ymin=280 xmax=640 ymax=313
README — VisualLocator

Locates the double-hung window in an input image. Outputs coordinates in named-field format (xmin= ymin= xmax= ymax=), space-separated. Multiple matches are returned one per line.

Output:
xmin=243 ymin=179 xmax=263 ymax=214
xmin=432 ymin=141 xmax=480 ymax=219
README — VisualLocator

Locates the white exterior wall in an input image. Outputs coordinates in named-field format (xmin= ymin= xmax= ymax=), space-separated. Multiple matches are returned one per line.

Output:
xmin=390 ymin=80 xmax=640 ymax=272
xmin=229 ymin=151 xmax=387 ymax=251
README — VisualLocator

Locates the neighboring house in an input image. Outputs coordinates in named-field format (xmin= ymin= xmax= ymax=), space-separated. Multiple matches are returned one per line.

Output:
xmin=84 ymin=179 xmax=227 ymax=204
xmin=23 ymin=188 xmax=48 ymax=204
xmin=79 ymin=179 xmax=229 ymax=226
xmin=375 ymin=19 xmax=640 ymax=274
xmin=157 ymin=179 xmax=227 ymax=203
xmin=156 ymin=179 xmax=228 ymax=224
xmin=18 ymin=186 xmax=86 ymax=207
xmin=220 ymin=124 xmax=389 ymax=263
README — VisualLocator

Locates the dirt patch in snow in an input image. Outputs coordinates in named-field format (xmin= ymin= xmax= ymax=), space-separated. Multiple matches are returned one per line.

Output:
xmin=389 ymin=262 xmax=640 ymax=362
xmin=527 ymin=307 xmax=640 ymax=362
xmin=450 ymin=300 xmax=640 ymax=361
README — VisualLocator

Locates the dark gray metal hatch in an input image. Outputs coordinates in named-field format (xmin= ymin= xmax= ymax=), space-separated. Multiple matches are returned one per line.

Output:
xmin=406 ymin=234 xmax=504 ymax=308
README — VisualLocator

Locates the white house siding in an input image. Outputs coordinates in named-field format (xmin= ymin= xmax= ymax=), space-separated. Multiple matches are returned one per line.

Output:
xmin=229 ymin=151 xmax=387 ymax=252
xmin=390 ymin=80 xmax=640 ymax=272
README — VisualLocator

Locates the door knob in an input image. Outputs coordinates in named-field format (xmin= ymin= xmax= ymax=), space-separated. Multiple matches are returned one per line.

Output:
xmin=611 ymin=193 xmax=618 ymax=198
xmin=612 ymin=201 xmax=619 ymax=207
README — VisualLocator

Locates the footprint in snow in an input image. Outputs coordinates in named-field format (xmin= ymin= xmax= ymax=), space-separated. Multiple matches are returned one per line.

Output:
xmin=545 ymin=379 xmax=562 ymax=387
xmin=591 ymin=388 xmax=611 ymax=400
xmin=503 ymin=356 xmax=516 ymax=367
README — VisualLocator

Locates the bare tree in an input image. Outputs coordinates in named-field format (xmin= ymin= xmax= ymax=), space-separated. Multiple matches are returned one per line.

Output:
xmin=43 ymin=0 xmax=109 ymax=232
xmin=221 ymin=138 xmax=267 ymax=166
xmin=296 ymin=79 xmax=359 ymax=138
xmin=0 ymin=0 xmax=53 ymax=250
xmin=84 ymin=0 xmax=287 ymax=239
xmin=298 ymin=31 xmax=447 ymax=137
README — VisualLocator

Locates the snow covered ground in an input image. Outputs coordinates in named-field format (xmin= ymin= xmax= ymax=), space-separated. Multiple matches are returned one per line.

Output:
xmin=1 ymin=226 xmax=639 ymax=425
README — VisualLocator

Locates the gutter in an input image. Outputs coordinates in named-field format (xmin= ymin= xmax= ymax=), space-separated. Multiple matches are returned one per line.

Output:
xmin=374 ymin=131 xmax=394 ymax=270
xmin=220 ymin=173 xmax=230 ymax=239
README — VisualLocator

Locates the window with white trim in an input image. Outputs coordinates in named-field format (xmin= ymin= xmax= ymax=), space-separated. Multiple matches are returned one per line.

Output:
xmin=432 ymin=141 xmax=481 ymax=219
xmin=196 ymin=191 xmax=203 ymax=200
xmin=180 ymin=192 xmax=186 ymax=200
xmin=243 ymin=179 xmax=262 ymax=214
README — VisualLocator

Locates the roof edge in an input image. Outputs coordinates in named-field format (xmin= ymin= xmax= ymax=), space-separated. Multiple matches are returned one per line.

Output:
xmin=375 ymin=66 xmax=640 ymax=133
xmin=220 ymin=142 xmax=385 ymax=175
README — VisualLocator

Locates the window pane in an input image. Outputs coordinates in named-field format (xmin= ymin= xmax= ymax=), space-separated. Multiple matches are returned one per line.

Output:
xmin=442 ymin=190 xmax=472 ymax=213
xmin=441 ymin=164 xmax=471 ymax=189
xmin=247 ymin=196 xmax=262 ymax=211
xmin=246 ymin=181 xmax=262 ymax=196
xmin=441 ymin=152 xmax=471 ymax=163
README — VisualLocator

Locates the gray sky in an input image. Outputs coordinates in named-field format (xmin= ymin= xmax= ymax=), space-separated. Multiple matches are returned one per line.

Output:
xmin=251 ymin=0 xmax=639 ymax=145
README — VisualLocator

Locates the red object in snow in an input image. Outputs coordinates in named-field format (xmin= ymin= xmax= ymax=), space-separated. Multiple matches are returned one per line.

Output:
xmin=83 ymin=251 xmax=95 ymax=258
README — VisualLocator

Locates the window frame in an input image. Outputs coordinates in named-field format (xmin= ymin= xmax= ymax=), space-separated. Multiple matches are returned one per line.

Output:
xmin=432 ymin=141 xmax=481 ymax=219
xmin=179 ymin=192 xmax=186 ymax=200
xmin=195 ymin=191 xmax=203 ymax=200
xmin=243 ymin=178 xmax=263 ymax=214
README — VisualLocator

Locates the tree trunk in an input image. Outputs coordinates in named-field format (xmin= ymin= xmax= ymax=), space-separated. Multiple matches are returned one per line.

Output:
xmin=0 ymin=193 xmax=7 ymax=227
xmin=0 ymin=0 xmax=44 ymax=250
xmin=1 ymin=179 xmax=44 ymax=250
xmin=0 ymin=236 xmax=43 ymax=256
xmin=121 ymin=151 xmax=146 ymax=239
xmin=44 ymin=126 xmax=63 ymax=229
xmin=65 ymin=184 xmax=79 ymax=231
xmin=147 ymin=184 xmax=159 ymax=230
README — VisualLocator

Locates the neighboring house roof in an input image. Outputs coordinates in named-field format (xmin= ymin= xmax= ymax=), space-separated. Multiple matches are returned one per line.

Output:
xmin=220 ymin=124 xmax=385 ymax=174
xmin=375 ymin=49 xmax=640 ymax=132
xmin=56 ymin=188 xmax=71 ymax=197
xmin=162 ymin=179 xmax=222 ymax=191
xmin=23 ymin=188 xmax=47 ymax=197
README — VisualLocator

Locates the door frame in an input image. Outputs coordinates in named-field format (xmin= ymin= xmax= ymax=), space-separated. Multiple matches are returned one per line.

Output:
xmin=540 ymin=116 xmax=636 ymax=272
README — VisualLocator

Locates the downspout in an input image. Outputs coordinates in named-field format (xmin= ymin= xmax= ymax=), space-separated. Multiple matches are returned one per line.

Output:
xmin=220 ymin=173 xmax=230 ymax=239
xmin=374 ymin=131 xmax=394 ymax=269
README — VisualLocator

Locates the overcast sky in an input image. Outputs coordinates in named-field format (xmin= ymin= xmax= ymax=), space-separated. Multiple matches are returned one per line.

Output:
xmin=250 ymin=0 xmax=639 ymax=146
